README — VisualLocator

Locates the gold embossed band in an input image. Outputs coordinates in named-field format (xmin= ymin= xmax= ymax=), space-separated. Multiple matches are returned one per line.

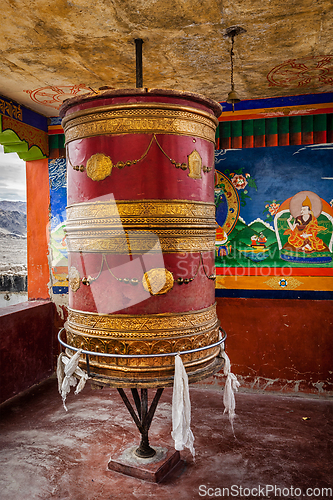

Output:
xmin=65 ymin=199 xmax=216 ymax=253
xmin=66 ymin=228 xmax=215 ymax=253
xmin=62 ymin=103 xmax=218 ymax=144
xmin=65 ymin=304 xmax=220 ymax=381
xmin=66 ymin=199 xmax=215 ymax=228
xmin=65 ymin=329 xmax=220 ymax=370
xmin=66 ymin=304 xmax=218 ymax=339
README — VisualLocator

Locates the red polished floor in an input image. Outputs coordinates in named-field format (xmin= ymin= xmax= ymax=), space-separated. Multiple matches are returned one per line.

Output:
xmin=0 ymin=376 xmax=332 ymax=500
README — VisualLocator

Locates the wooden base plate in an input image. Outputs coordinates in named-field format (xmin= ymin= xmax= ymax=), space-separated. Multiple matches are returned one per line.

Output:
xmin=107 ymin=445 xmax=182 ymax=483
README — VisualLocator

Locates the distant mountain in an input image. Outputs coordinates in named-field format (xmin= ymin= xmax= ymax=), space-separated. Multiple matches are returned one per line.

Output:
xmin=228 ymin=218 xmax=247 ymax=238
xmin=0 ymin=208 xmax=26 ymax=236
xmin=219 ymin=216 xmax=278 ymax=252
xmin=249 ymin=218 xmax=274 ymax=232
xmin=234 ymin=218 xmax=247 ymax=231
xmin=0 ymin=200 xmax=26 ymax=214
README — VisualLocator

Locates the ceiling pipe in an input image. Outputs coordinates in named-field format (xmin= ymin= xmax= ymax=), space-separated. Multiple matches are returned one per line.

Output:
xmin=135 ymin=38 xmax=144 ymax=88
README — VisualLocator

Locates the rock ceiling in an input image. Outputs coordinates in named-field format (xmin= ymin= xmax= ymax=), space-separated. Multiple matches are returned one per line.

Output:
xmin=1 ymin=0 xmax=332 ymax=116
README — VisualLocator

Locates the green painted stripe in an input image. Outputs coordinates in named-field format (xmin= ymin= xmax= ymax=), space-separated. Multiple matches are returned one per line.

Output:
xmin=265 ymin=118 xmax=278 ymax=135
xmin=18 ymin=146 xmax=46 ymax=161
xmin=217 ymin=113 xmax=331 ymax=148
xmin=49 ymin=134 xmax=65 ymax=149
xmin=242 ymin=119 xmax=253 ymax=137
xmin=301 ymin=115 xmax=313 ymax=133
xmin=253 ymin=118 xmax=265 ymax=136
xmin=289 ymin=116 xmax=302 ymax=134
xmin=231 ymin=120 xmax=242 ymax=137
xmin=327 ymin=114 xmax=333 ymax=131
xmin=4 ymin=143 xmax=29 ymax=153
xmin=278 ymin=117 xmax=289 ymax=135
xmin=313 ymin=114 xmax=327 ymax=132
xmin=221 ymin=122 xmax=231 ymax=138
xmin=49 ymin=135 xmax=59 ymax=149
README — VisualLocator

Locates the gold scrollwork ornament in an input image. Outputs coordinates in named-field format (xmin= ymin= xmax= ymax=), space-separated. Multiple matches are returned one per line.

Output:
xmin=142 ymin=268 xmax=174 ymax=295
xmin=86 ymin=153 xmax=113 ymax=181
xmin=69 ymin=266 xmax=81 ymax=292
xmin=187 ymin=150 xmax=202 ymax=179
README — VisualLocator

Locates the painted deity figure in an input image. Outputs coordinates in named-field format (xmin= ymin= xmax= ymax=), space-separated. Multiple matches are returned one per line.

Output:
xmin=284 ymin=196 xmax=327 ymax=253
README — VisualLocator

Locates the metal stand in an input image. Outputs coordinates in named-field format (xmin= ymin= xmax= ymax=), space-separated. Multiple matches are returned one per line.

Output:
xmin=117 ymin=388 xmax=164 ymax=458
xmin=58 ymin=328 xmax=227 ymax=480
xmin=109 ymin=387 xmax=181 ymax=482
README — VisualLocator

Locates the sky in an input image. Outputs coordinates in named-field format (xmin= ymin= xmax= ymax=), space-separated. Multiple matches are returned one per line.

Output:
xmin=0 ymin=145 xmax=26 ymax=201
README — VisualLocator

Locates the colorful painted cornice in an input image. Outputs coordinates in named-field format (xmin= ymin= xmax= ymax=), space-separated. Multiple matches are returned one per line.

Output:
xmin=219 ymin=92 xmax=333 ymax=120
xmin=0 ymin=95 xmax=48 ymax=160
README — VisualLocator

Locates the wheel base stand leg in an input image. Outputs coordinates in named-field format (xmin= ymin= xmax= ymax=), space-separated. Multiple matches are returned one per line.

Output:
xmin=107 ymin=388 xmax=183 ymax=482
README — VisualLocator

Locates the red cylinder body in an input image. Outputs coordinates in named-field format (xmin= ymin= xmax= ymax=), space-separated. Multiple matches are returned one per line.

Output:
xmin=60 ymin=88 xmax=222 ymax=387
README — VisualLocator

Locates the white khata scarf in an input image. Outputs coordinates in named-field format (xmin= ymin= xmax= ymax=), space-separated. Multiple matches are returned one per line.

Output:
xmin=57 ymin=349 xmax=89 ymax=411
xmin=219 ymin=335 xmax=240 ymax=436
xmin=171 ymin=354 xmax=195 ymax=459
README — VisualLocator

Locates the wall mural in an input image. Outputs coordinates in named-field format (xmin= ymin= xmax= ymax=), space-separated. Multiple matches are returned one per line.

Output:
xmin=48 ymin=158 xmax=68 ymax=294
xmin=47 ymin=144 xmax=333 ymax=295
xmin=214 ymin=143 xmax=333 ymax=292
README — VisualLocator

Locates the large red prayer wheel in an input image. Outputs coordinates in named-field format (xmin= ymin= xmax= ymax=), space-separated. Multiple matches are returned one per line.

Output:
xmin=60 ymin=88 xmax=222 ymax=387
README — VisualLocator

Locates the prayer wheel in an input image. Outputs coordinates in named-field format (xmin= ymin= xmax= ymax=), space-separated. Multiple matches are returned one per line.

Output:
xmin=60 ymin=88 xmax=222 ymax=388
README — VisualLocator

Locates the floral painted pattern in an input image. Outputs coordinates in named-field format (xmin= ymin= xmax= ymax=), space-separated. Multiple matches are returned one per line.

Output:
xmin=223 ymin=168 xmax=257 ymax=207
xmin=263 ymin=199 xmax=282 ymax=222
xmin=231 ymin=174 xmax=248 ymax=190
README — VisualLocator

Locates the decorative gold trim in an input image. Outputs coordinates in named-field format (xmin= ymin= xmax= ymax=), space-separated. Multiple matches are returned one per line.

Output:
xmin=142 ymin=268 xmax=174 ymax=295
xmin=65 ymin=228 xmax=215 ymax=253
xmin=67 ymin=217 xmax=214 ymax=228
xmin=68 ymin=266 xmax=80 ymax=292
xmin=65 ymin=328 xmax=219 ymax=367
xmin=66 ymin=304 xmax=218 ymax=338
xmin=66 ymin=199 xmax=215 ymax=228
xmin=188 ymin=150 xmax=202 ymax=179
xmin=65 ymin=199 xmax=216 ymax=253
xmin=86 ymin=153 xmax=113 ymax=181
xmin=65 ymin=303 xmax=220 ymax=383
xmin=264 ymin=277 xmax=303 ymax=290
xmin=0 ymin=98 xmax=23 ymax=121
xmin=62 ymin=102 xmax=219 ymax=125
xmin=62 ymin=103 xmax=218 ymax=144
xmin=2 ymin=115 xmax=49 ymax=158
xmin=83 ymin=355 xmax=223 ymax=388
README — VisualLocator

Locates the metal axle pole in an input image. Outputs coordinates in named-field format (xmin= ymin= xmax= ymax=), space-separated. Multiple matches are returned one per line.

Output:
xmin=135 ymin=38 xmax=143 ymax=88
xmin=117 ymin=387 xmax=164 ymax=458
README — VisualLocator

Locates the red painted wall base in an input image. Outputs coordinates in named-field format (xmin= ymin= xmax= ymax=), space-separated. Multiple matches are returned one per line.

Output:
xmin=200 ymin=297 xmax=333 ymax=396
xmin=0 ymin=301 xmax=55 ymax=404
